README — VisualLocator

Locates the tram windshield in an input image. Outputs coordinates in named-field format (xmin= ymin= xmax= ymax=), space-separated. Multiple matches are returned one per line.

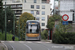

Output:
xmin=26 ymin=24 xmax=39 ymax=33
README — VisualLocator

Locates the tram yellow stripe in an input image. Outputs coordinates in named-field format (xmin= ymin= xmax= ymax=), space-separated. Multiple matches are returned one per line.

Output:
xmin=26 ymin=33 xmax=39 ymax=37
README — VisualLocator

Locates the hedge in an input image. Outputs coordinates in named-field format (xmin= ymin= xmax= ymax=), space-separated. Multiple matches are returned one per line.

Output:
xmin=52 ymin=32 xmax=75 ymax=44
xmin=0 ymin=32 xmax=19 ymax=41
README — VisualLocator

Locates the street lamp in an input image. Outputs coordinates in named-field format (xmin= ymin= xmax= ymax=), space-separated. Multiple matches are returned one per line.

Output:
xmin=5 ymin=0 xmax=7 ymax=41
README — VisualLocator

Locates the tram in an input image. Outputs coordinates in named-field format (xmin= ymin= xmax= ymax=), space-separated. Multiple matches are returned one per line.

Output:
xmin=25 ymin=20 xmax=41 ymax=41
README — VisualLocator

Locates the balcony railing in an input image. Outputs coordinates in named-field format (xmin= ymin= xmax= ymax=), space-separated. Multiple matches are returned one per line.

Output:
xmin=42 ymin=1 xmax=49 ymax=3
xmin=3 ymin=0 xmax=22 ymax=3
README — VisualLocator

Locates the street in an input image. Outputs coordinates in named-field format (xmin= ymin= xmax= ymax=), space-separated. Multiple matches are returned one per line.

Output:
xmin=2 ymin=41 xmax=75 ymax=50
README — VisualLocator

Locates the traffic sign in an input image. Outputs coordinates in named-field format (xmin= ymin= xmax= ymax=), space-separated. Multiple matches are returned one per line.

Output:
xmin=62 ymin=14 xmax=69 ymax=21
xmin=62 ymin=21 xmax=68 ymax=25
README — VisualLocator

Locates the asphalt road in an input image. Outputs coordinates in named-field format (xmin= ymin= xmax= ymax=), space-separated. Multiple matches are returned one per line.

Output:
xmin=2 ymin=41 xmax=75 ymax=50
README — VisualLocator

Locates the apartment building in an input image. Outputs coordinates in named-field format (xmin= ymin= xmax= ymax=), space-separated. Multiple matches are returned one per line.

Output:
xmin=3 ymin=0 xmax=51 ymax=31
xmin=2 ymin=0 xmax=23 ymax=19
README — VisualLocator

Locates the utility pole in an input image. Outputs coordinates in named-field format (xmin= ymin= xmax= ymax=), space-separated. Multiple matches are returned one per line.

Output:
xmin=13 ymin=14 xmax=15 ymax=35
xmin=19 ymin=18 xmax=20 ymax=40
xmin=54 ymin=0 xmax=55 ymax=15
xmin=5 ymin=0 xmax=7 ymax=41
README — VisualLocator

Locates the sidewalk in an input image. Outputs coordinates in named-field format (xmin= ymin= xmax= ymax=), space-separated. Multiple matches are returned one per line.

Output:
xmin=43 ymin=40 xmax=75 ymax=50
xmin=0 ymin=41 xmax=8 ymax=50
xmin=41 ymin=40 xmax=75 ymax=50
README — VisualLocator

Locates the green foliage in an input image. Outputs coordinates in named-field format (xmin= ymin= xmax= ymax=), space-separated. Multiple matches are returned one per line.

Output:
xmin=0 ymin=0 xmax=4 ymax=33
xmin=16 ymin=12 xmax=34 ymax=40
xmin=52 ymin=21 xmax=73 ymax=44
xmin=0 ymin=32 xmax=19 ymax=41
xmin=55 ymin=22 xmax=72 ymax=33
xmin=41 ymin=30 xmax=48 ymax=40
xmin=0 ymin=6 xmax=14 ymax=33
xmin=52 ymin=32 xmax=75 ymax=44
xmin=6 ymin=7 xmax=14 ymax=33
xmin=0 ymin=0 xmax=3 ymax=11
xmin=47 ymin=14 xmax=61 ymax=30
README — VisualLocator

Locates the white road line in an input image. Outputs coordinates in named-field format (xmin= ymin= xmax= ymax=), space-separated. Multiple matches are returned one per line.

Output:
xmin=1 ymin=42 xmax=8 ymax=50
xmin=10 ymin=44 xmax=16 ymax=50
xmin=8 ymin=41 xmax=15 ymax=43
xmin=27 ymin=41 xmax=33 ymax=43
xmin=19 ymin=41 xmax=25 ymax=43
xmin=24 ymin=44 xmax=32 ymax=50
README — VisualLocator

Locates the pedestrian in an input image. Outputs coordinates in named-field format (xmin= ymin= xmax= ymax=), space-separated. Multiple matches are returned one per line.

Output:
xmin=12 ymin=35 xmax=15 ymax=41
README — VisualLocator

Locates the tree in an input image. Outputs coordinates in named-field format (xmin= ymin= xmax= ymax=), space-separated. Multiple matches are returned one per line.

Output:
xmin=47 ymin=14 xmax=61 ymax=30
xmin=0 ymin=0 xmax=3 ymax=12
xmin=16 ymin=12 xmax=34 ymax=40
xmin=0 ymin=0 xmax=4 ymax=33
xmin=6 ymin=7 xmax=14 ymax=33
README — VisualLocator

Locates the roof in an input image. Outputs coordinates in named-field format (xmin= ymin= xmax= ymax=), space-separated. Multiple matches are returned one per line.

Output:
xmin=26 ymin=20 xmax=40 ymax=23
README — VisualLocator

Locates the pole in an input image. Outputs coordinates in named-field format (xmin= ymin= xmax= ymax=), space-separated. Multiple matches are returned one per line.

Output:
xmin=5 ymin=1 xmax=7 ymax=41
xmin=54 ymin=0 xmax=55 ymax=15
xmin=13 ymin=14 xmax=15 ymax=35
xmin=19 ymin=19 xmax=20 ymax=40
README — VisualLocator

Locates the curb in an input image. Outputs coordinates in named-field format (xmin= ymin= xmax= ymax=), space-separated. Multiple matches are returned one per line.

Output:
xmin=41 ymin=40 xmax=52 ymax=43
xmin=1 ymin=41 xmax=8 ymax=50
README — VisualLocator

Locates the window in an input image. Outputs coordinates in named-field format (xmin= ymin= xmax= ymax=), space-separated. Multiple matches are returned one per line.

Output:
xmin=34 ymin=0 xmax=36 ymax=3
xmin=36 ymin=17 xmax=39 ymax=20
xmin=31 ymin=5 xmax=34 ymax=8
xmin=16 ymin=5 xmax=22 ymax=7
xmin=42 ymin=11 xmax=45 ymax=15
xmin=42 ymin=23 xmax=45 ymax=26
xmin=36 ymin=5 xmax=40 ymax=9
xmin=42 ymin=5 xmax=45 ymax=9
xmin=42 ymin=0 xmax=46 ymax=3
xmin=27 ymin=25 xmax=39 ymax=33
xmin=42 ymin=17 xmax=45 ymax=21
xmin=31 ymin=10 xmax=34 ymax=15
xmin=25 ymin=0 xmax=26 ymax=3
xmin=36 ymin=11 xmax=39 ymax=15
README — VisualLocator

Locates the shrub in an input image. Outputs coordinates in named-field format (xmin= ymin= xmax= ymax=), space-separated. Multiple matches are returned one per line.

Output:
xmin=52 ymin=32 xmax=75 ymax=44
xmin=41 ymin=30 xmax=48 ymax=40
xmin=0 ymin=32 xmax=19 ymax=41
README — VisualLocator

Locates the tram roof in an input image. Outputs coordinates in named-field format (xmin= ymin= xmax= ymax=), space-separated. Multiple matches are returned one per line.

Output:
xmin=26 ymin=20 xmax=39 ymax=23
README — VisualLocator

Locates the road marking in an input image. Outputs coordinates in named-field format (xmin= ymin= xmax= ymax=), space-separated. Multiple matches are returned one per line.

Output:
xmin=24 ymin=44 xmax=32 ymax=50
xmin=19 ymin=41 xmax=25 ymax=43
xmin=52 ymin=46 xmax=64 ymax=48
xmin=27 ymin=41 xmax=33 ymax=43
xmin=8 ymin=41 xmax=15 ymax=43
xmin=18 ymin=41 xmax=50 ymax=44
xmin=1 ymin=42 xmax=8 ymax=50
xmin=64 ymin=46 xmax=74 ymax=50
xmin=10 ymin=44 xmax=16 ymax=50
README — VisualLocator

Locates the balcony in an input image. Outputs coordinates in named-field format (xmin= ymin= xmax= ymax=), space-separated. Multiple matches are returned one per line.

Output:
xmin=3 ymin=0 xmax=22 ymax=3
xmin=42 ymin=1 xmax=49 ymax=4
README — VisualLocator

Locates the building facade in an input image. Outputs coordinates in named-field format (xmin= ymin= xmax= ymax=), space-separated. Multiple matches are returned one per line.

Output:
xmin=3 ymin=0 xmax=51 ymax=31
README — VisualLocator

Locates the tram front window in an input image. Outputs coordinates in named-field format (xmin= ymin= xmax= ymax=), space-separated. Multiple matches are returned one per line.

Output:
xmin=27 ymin=25 xmax=39 ymax=33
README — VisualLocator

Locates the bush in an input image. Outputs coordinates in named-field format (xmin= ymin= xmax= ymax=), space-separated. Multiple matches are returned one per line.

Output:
xmin=52 ymin=32 xmax=75 ymax=44
xmin=0 ymin=32 xmax=19 ymax=41
xmin=41 ymin=30 xmax=48 ymax=40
